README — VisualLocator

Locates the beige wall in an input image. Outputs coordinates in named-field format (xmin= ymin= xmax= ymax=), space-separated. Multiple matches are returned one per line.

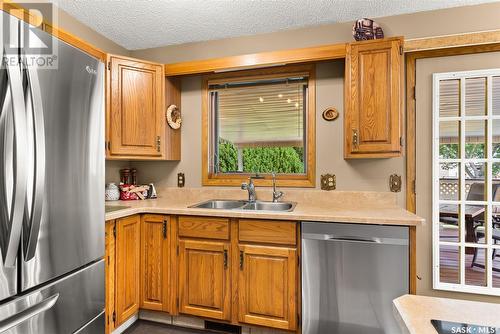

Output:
xmin=119 ymin=2 xmax=500 ymax=198
xmin=101 ymin=2 xmax=500 ymax=302
xmin=123 ymin=62 xmax=406 ymax=206
xmin=416 ymin=52 xmax=500 ymax=303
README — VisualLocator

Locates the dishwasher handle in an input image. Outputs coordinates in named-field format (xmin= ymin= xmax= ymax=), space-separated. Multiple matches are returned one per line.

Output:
xmin=329 ymin=236 xmax=380 ymax=243
xmin=302 ymin=233 xmax=408 ymax=246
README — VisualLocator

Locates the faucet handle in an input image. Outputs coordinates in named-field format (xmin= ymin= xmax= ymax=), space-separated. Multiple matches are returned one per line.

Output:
xmin=273 ymin=190 xmax=284 ymax=202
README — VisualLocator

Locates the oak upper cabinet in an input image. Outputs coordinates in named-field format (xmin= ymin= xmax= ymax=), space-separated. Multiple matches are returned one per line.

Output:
xmin=178 ymin=239 xmax=231 ymax=321
xmin=238 ymin=244 xmax=297 ymax=330
xmin=107 ymin=55 xmax=165 ymax=159
xmin=115 ymin=215 xmax=141 ymax=325
xmin=105 ymin=220 xmax=116 ymax=334
xmin=140 ymin=215 xmax=170 ymax=312
xmin=344 ymin=37 xmax=403 ymax=158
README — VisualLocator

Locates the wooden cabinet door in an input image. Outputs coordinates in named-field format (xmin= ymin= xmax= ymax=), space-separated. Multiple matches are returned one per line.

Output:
xmin=105 ymin=220 xmax=115 ymax=334
xmin=140 ymin=214 xmax=169 ymax=312
xmin=238 ymin=245 xmax=297 ymax=330
xmin=115 ymin=215 xmax=141 ymax=325
xmin=108 ymin=55 xmax=165 ymax=159
xmin=178 ymin=240 xmax=231 ymax=320
xmin=345 ymin=38 xmax=402 ymax=158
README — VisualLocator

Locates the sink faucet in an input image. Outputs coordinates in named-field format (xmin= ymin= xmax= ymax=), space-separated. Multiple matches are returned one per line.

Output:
xmin=272 ymin=172 xmax=284 ymax=202
xmin=241 ymin=174 xmax=263 ymax=202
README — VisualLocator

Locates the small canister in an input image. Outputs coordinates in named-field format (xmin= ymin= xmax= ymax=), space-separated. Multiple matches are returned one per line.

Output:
xmin=105 ymin=183 xmax=120 ymax=201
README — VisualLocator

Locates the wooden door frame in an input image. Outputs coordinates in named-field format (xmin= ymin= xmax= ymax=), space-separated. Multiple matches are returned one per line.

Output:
xmin=405 ymin=42 xmax=500 ymax=295
xmin=406 ymin=42 xmax=500 ymax=213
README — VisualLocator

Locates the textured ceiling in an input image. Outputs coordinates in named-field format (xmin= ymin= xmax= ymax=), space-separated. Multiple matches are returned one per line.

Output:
xmin=51 ymin=0 xmax=498 ymax=50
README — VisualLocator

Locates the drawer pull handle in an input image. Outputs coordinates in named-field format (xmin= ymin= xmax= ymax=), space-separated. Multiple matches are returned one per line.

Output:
xmin=352 ymin=129 xmax=359 ymax=149
xmin=223 ymin=249 xmax=228 ymax=269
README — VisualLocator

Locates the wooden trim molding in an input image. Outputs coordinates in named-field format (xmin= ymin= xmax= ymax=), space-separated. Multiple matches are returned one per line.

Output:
xmin=43 ymin=23 xmax=107 ymax=61
xmin=409 ymin=226 xmax=417 ymax=294
xmin=406 ymin=53 xmax=417 ymax=214
xmin=405 ymin=29 xmax=500 ymax=52
xmin=1 ymin=1 xmax=106 ymax=62
xmin=0 ymin=1 xmax=40 ymax=26
xmin=165 ymin=43 xmax=345 ymax=76
xmin=202 ymin=64 xmax=316 ymax=187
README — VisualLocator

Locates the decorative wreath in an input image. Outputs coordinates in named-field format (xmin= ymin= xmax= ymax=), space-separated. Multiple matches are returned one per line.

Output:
xmin=322 ymin=107 xmax=339 ymax=121
xmin=166 ymin=104 xmax=182 ymax=129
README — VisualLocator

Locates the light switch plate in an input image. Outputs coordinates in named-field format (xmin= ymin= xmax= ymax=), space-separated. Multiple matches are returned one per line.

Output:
xmin=389 ymin=174 xmax=402 ymax=192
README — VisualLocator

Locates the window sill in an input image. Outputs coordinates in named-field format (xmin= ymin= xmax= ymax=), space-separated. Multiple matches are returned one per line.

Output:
xmin=202 ymin=174 xmax=315 ymax=188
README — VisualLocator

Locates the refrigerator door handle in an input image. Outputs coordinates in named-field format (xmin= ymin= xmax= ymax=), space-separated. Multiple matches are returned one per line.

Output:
xmin=22 ymin=55 xmax=46 ymax=262
xmin=0 ymin=293 xmax=59 ymax=333
xmin=0 ymin=48 xmax=28 ymax=267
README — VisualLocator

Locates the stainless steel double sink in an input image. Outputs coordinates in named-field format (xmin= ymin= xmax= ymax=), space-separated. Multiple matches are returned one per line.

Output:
xmin=189 ymin=199 xmax=296 ymax=212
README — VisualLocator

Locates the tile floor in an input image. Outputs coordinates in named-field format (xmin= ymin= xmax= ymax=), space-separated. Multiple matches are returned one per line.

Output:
xmin=124 ymin=320 xmax=211 ymax=334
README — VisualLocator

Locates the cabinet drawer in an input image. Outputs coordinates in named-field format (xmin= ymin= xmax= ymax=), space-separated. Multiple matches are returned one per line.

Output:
xmin=179 ymin=216 xmax=230 ymax=240
xmin=238 ymin=219 xmax=296 ymax=245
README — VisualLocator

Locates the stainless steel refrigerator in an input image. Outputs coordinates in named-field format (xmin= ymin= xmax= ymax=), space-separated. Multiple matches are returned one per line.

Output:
xmin=0 ymin=10 xmax=105 ymax=333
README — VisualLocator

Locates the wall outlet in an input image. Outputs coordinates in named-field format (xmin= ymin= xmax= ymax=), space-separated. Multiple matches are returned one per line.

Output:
xmin=177 ymin=172 xmax=185 ymax=188
xmin=321 ymin=174 xmax=336 ymax=191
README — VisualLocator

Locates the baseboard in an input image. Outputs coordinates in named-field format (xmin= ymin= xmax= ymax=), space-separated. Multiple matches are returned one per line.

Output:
xmin=137 ymin=311 xmax=288 ymax=334
xmin=111 ymin=313 xmax=138 ymax=334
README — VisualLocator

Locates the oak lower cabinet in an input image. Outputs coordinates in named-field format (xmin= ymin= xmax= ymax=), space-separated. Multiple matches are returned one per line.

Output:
xmin=105 ymin=220 xmax=116 ymax=334
xmin=140 ymin=214 xmax=170 ymax=312
xmin=106 ymin=215 xmax=299 ymax=332
xmin=344 ymin=37 xmax=403 ymax=158
xmin=238 ymin=245 xmax=297 ymax=330
xmin=178 ymin=239 xmax=231 ymax=320
xmin=115 ymin=215 xmax=141 ymax=325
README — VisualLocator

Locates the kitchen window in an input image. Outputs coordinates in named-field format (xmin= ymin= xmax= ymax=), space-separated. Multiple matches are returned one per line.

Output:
xmin=202 ymin=64 xmax=315 ymax=187
xmin=433 ymin=69 xmax=500 ymax=295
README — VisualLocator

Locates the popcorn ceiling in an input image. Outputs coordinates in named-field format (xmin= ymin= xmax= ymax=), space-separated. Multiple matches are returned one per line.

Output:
xmin=52 ymin=0 xmax=497 ymax=50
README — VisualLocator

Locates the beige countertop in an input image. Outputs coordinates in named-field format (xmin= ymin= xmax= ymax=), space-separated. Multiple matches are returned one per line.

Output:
xmin=393 ymin=294 xmax=500 ymax=333
xmin=105 ymin=188 xmax=424 ymax=226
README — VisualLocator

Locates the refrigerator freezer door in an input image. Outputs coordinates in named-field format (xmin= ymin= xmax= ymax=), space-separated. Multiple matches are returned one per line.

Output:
xmin=0 ymin=259 xmax=104 ymax=334
xmin=74 ymin=311 xmax=105 ymax=334
xmin=20 ymin=22 xmax=105 ymax=291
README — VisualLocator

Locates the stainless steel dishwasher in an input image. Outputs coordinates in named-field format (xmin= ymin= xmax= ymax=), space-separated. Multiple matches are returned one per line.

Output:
xmin=302 ymin=222 xmax=409 ymax=334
